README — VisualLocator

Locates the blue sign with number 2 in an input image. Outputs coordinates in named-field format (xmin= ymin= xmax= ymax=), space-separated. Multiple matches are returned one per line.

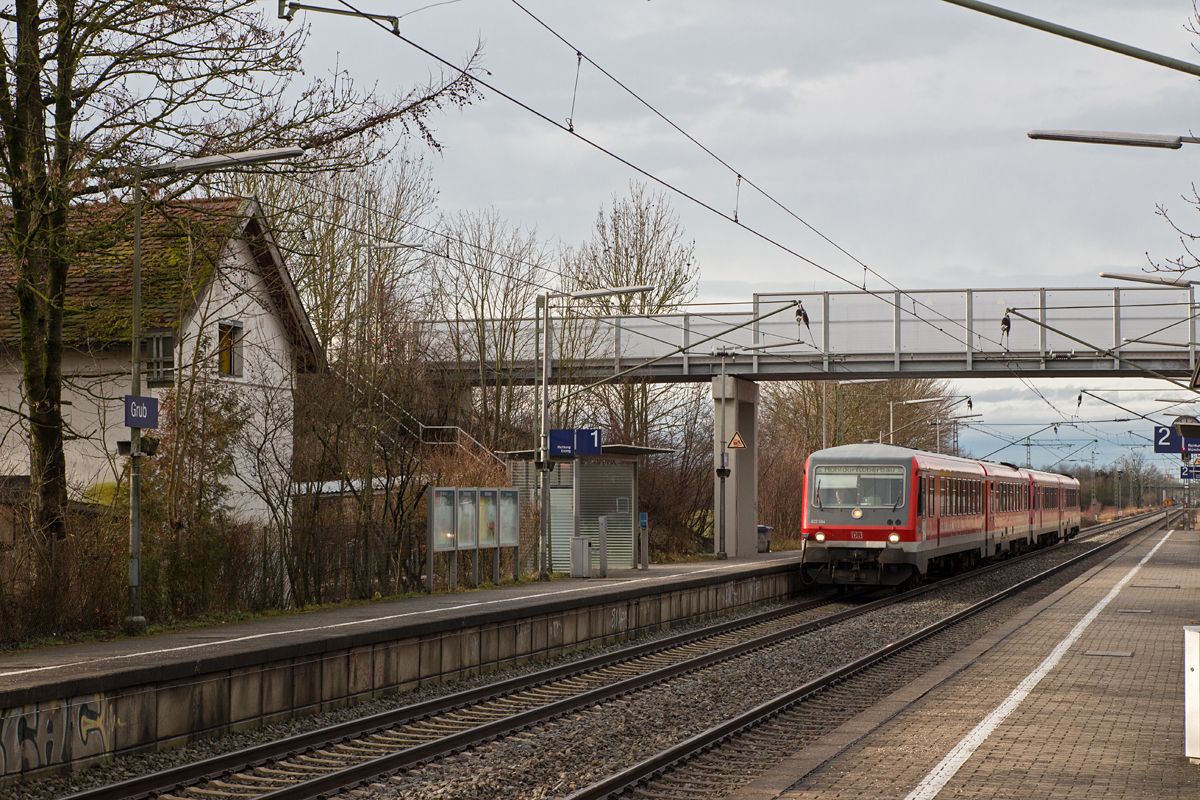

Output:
xmin=1153 ymin=425 xmax=1200 ymax=454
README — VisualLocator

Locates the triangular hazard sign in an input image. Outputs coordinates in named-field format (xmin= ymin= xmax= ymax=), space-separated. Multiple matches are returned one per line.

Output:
xmin=728 ymin=431 xmax=747 ymax=449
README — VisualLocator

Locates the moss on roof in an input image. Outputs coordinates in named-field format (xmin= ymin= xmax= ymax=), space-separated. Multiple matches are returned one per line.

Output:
xmin=0 ymin=196 xmax=249 ymax=348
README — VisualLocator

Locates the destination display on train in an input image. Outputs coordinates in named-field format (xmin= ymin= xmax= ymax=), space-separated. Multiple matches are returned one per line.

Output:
xmin=815 ymin=465 xmax=905 ymax=474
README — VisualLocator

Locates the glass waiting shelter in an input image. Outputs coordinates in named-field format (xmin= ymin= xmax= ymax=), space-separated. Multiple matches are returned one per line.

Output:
xmin=504 ymin=442 xmax=671 ymax=575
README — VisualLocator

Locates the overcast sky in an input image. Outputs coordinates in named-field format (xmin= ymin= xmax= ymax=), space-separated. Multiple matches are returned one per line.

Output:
xmin=288 ymin=0 xmax=1200 ymax=477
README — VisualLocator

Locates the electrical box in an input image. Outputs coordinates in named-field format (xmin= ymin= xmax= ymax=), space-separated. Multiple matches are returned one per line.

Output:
xmin=571 ymin=537 xmax=593 ymax=578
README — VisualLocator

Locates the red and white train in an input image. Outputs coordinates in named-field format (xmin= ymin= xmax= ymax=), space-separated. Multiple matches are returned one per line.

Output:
xmin=801 ymin=443 xmax=1081 ymax=587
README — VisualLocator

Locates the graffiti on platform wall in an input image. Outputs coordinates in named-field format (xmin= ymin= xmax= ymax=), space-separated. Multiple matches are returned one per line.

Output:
xmin=72 ymin=695 xmax=112 ymax=760
xmin=0 ymin=695 xmax=112 ymax=777
xmin=0 ymin=701 xmax=65 ymax=775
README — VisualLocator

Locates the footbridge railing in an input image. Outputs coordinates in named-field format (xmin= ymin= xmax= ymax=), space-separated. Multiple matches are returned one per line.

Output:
xmin=422 ymin=285 xmax=1197 ymax=385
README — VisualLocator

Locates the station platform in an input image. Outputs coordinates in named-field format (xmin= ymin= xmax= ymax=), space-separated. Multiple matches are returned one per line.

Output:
xmin=731 ymin=526 xmax=1200 ymax=799
xmin=1 ymin=550 xmax=804 ymax=783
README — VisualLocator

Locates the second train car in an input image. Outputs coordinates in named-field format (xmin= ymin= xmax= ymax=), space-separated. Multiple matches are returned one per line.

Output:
xmin=801 ymin=443 xmax=1081 ymax=587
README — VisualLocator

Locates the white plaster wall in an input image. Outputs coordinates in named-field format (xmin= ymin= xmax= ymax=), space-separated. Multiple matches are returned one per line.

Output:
xmin=0 ymin=349 xmax=130 ymax=497
xmin=175 ymin=236 xmax=296 ymax=525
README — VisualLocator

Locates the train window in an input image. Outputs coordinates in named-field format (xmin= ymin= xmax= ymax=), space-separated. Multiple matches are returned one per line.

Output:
xmin=918 ymin=477 xmax=925 ymax=516
xmin=811 ymin=465 xmax=905 ymax=508
xmin=929 ymin=479 xmax=935 ymax=517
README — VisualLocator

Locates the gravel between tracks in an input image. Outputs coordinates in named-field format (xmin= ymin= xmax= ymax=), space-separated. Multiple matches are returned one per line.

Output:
xmin=2 ymin=524 xmax=1143 ymax=800
xmin=366 ymin=528 xmax=1137 ymax=800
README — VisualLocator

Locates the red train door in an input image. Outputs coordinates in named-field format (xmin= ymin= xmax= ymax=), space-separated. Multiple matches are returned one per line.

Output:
xmin=985 ymin=480 xmax=993 ymax=544
xmin=935 ymin=476 xmax=941 ymax=546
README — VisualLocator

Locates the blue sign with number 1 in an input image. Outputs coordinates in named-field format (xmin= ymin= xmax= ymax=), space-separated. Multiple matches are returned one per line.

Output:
xmin=576 ymin=428 xmax=602 ymax=455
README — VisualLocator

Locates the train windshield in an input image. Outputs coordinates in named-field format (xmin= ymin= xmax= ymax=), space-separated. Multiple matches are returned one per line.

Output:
xmin=812 ymin=465 xmax=906 ymax=508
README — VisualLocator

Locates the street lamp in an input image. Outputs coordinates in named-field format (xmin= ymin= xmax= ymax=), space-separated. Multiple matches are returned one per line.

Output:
xmin=536 ymin=284 xmax=654 ymax=579
xmin=711 ymin=347 xmax=737 ymax=560
xmin=1028 ymin=130 xmax=1200 ymax=149
xmin=1099 ymin=271 xmax=1200 ymax=288
xmin=125 ymin=146 xmax=304 ymax=636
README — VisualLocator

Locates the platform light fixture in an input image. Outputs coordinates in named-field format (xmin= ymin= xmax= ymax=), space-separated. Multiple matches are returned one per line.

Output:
xmin=1028 ymin=130 xmax=1198 ymax=149
xmin=1099 ymin=271 xmax=1200 ymax=288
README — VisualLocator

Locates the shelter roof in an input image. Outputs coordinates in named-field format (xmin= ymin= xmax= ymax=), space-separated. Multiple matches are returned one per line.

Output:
xmin=500 ymin=443 xmax=675 ymax=461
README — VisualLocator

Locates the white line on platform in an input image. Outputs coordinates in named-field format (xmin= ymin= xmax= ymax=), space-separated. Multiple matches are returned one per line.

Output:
xmin=903 ymin=528 xmax=1173 ymax=800
xmin=0 ymin=558 xmax=792 ymax=680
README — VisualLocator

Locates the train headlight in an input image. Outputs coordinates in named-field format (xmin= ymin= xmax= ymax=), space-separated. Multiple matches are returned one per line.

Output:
xmin=815 ymin=532 xmax=826 ymax=543
xmin=888 ymin=532 xmax=900 ymax=544
xmin=851 ymin=508 xmax=863 ymax=519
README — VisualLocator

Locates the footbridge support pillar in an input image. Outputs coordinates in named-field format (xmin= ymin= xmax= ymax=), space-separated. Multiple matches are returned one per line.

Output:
xmin=713 ymin=375 xmax=759 ymax=558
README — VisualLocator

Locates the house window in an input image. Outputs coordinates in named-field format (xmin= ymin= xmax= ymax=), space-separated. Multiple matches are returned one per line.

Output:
xmin=142 ymin=327 xmax=175 ymax=387
xmin=217 ymin=320 xmax=243 ymax=377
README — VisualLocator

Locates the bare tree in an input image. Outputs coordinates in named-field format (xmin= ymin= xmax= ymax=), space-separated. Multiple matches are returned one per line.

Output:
xmin=429 ymin=207 xmax=546 ymax=449
xmin=0 ymin=1 xmax=481 ymax=539
xmin=221 ymin=152 xmax=439 ymax=358
xmin=562 ymin=181 xmax=698 ymax=446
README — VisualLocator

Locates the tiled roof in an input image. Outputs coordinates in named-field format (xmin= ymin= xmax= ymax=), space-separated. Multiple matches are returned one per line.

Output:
xmin=0 ymin=196 xmax=249 ymax=348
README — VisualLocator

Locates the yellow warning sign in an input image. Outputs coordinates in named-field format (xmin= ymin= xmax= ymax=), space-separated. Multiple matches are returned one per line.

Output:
xmin=728 ymin=431 xmax=747 ymax=449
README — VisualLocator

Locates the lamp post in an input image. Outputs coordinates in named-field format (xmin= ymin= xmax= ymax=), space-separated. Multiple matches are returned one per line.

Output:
xmin=536 ymin=284 xmax=654 ymax=579
xmin=125 ymin=146 xmax=304 ymax=636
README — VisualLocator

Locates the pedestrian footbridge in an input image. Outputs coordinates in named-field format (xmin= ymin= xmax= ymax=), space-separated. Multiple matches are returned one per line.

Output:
xmin=428 ymin=285 xmax=1196 ymax=385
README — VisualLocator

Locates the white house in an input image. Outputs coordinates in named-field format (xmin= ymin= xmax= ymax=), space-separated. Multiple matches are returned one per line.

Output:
xmin=0 ymin=196 xmax=324 ymax=523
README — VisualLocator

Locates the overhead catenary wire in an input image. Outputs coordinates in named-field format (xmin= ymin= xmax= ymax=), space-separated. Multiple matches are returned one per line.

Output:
xmin=301 ymin=0 xmax=1082 ymax=425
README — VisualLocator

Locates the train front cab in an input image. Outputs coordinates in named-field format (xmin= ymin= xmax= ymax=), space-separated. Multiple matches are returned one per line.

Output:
xmin=801 ymin=445 xmax=923 ymax=588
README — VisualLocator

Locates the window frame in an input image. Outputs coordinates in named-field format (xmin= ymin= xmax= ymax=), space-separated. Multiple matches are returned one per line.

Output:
xmin=217 ymin=319 xmax=244 ymax=377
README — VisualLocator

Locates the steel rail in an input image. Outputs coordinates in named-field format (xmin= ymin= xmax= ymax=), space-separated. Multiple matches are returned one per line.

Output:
xmin=59 ymin=592 xmax=852 ymax=800
xmin=60 ymin=511 xmax=1156 ymax=800
xmin=562 ymin=509 xmax=1176 ymax=800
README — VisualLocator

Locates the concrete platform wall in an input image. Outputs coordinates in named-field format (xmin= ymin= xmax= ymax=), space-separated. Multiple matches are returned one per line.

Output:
xmin=0 ymin=566 xmax=798 ymax=784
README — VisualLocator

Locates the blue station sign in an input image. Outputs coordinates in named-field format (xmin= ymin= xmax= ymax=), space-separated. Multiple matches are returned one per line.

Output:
xmin=548 ymin=428 xmax=604 ymax=458
xmin=124 ymin=395 xmax=159 ymax=429
xmin=576 ymin=428 xmax=602 ymax=455
xmin=1182 ymin=465 xmax=1200 ymax=480
xmin=1153 ymin=425 xmax=1200 ymax=454
xmin=549 ymin=429 xmax=575 ymax=457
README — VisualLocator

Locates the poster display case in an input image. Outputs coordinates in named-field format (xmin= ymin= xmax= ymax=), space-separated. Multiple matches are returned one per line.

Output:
xmin=427 ymin=487 xmax=520 ymax=593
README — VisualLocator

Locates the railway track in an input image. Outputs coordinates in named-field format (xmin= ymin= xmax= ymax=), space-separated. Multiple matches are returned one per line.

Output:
xmin=59 ymin=510 xmax=1168 ymax=800
xmin=564 ymin=508 xmax=1178 ymax=800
